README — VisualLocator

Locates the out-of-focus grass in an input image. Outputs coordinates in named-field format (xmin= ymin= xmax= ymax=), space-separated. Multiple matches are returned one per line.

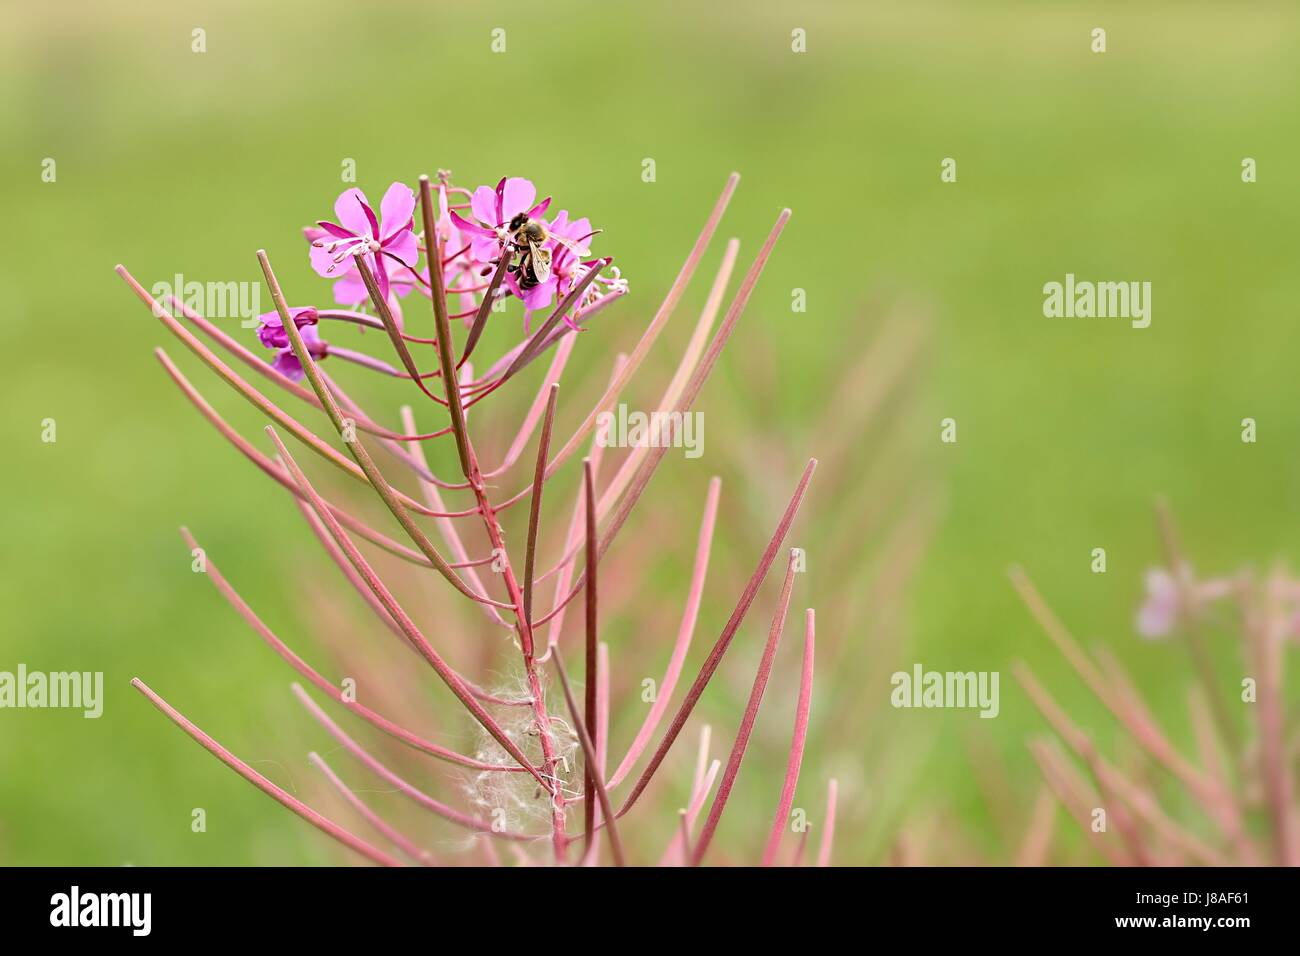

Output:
xmin=1 ymin=0 xmax=1297 ymax=864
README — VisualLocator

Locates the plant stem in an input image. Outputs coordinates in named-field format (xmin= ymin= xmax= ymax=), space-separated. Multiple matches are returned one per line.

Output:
xmin=419 ymin=175 xmax=568 ymax=859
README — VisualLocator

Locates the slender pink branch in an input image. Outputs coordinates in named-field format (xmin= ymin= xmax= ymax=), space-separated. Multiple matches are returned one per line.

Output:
xmin=131 ymin=678 xmax=400 ymax=867
xmin=155 ymin=348 xmax=456 ymax=566
xmin=1014 ymin=785 xmax=1056 ymax=868
xmin=515 ymin=173 xmax=738 ymax=493
xmin=1251 ymin=570 xmax=1293 ymax=864
xmin=458 ymin=252 xmax=510 ymax=369
xmin=484 ymin=336 xmax=575 ymax=479
xmin=816 ymin=779 xmax=838 ymax=867
xmin=618 ymin=459 xmax=817 ymax=817
xmin=658 ymin=727 xmax=720 ymax=866
xmin=761 ymin=607 xmax=815 ymax=866
xmin=399 ymin=406 xmax=512 ymax=632
xmin=323 ymin=371 xmax=462 ymax=485
xmin=582 ymin=458 xmax=599 ymax=849
xmin=317 ymin=308 xmax=439 ymax=344
xmin=292 ymin=684 xmax=533 ymax=841
xmin=524 ymin=384 xmax=561 ymax=624
xmin=1008 ymin=566 xmax=1243 ymax=843
xmin=500 ymin=261 xmax=611 ymax=383
xmin=183 ymin=525 xmax=523 ymax=771
xmin=469 ymin=289 xmax=624 ymax=394
xmin=594 ymin=211 xmax=791 ymax=568
xmin=258 ymin=251 xmax=510 ymax=608
xmin=591 ymin=239 xmax=738 ymax=527
xmin=1028 ymin=738 xmax=1132 ymax=866
xmin=168 ymin=294 xmax=443 ymax=446
xmin=692 ymin=551 xmax=799 ymax=865
xmin=607 ymin=476 xmax=721 ymax=789
xmin=1013 ymin=660 xmax=1227 ymax=865
xmin=418 ymin=176 xmax=473 ymax=475
xmin=268 ymin=427 xmax=546 ymax=786
xmin=533 ymin=242 xmax=736 ymax=588
xmin=1155 ymin=498 xmax=1241 ymax=755
xmin=353 ymin=252 xmax=448 ymax=407
xmin=552 ymin=651 xmax=625 ymax=866
xmin=129 ymin=266 xmax=475 ymax=521
xmin=538 ymin=353 xmax=626 ymax=660
xmin=308 ymin=752 xmax=434 ymax=865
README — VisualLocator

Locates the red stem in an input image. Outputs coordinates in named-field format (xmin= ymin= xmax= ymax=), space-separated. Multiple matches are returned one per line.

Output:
xmin=131 ymin=678 xmax=400 ymax=867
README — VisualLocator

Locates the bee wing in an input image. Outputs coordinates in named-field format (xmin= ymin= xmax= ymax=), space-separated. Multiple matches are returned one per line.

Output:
xmin=548 ymin=233 xmax=591 ymax=258
xmin=528 ymin=242 xmax=552 ymax=283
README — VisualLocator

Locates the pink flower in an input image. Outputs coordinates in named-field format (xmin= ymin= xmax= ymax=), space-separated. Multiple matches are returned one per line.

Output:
xmin=440 ymin=176 xmax=614 ymax=322
xmin=503 ymin=208 xmax=598 ymax=315
xmin=310 ymin=183 xmax=418 ymax=303
xmin=305 ymin=226 xmax=421 ymax=308
xmin=256 ymin=306 xmax=318 ymax=349
xmin=450 ymin=177 xmax=551 ymax=265
xmin=255 ymin=307 xmax=327 ymax=381
xmin=1136 ymin=568 xmax=1179 ymax=638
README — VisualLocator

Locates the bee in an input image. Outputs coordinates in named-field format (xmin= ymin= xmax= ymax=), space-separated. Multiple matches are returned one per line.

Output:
xmin=502 ymin=213 xmax=591 ymax=291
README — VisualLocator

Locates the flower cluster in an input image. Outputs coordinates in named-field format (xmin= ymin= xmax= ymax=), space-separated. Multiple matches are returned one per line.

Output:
xmin=259 ymin=175 xmax=626 ymax=380
xmin=119 ymin=170 xmax=825 ymax=867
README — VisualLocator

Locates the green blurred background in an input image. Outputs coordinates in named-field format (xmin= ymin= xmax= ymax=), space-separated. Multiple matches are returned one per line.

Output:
xmin=2 ymin=0 xmax=1298 ymax=864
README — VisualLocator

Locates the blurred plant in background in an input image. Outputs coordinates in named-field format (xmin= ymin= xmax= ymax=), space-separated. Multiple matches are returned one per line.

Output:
xmin=1006 ymin=507 xmax=1298 ymax=866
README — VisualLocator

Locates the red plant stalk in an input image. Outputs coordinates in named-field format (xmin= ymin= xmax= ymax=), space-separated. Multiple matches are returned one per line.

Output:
xmin=607 ymin=476 xmax=720 ymax=789
xmin=552 ymin=651 xmax=625 ymax=866
xmin=415 ymin=177 xmax=567 ymax=859
xmin=182 ymin=525 xmax=520 ymax=772
xmin=308 ymin=752 xmax=434 ymax=865
xmin=620 ymin=460 xmax=817 ymax=817
xmin=761 ymin=608 xmax=815 ymax=866
xmin=582 ymin=458 xmax=600 ymax=851
xmin=691 ymin=551 xmax=800 ymax=864
xmin=817 ymin=779 xmax=839 ymax=868
xmin=131 ymin=678 xmax=399 ymax=867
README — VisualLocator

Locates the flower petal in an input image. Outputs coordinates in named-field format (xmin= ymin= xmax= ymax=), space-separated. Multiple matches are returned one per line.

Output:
xmin=500 ymin=178 xmax=537 ymax=220
xmin=471 ymin=186 xmax=500 ymax=226
xmin=379 ymin=182 xmax=416 ymax=239
xmin=450 ymin=209 xmax=495 ymax=237
xmin=333 ymin=188 xmax=372 ymax=236
xmin=471 ymin=235 xmax=501 ymax=264
xmin=331 ymin=273 xmax=369 ymax=305
xmin=311 ymin=242 xmax=347 ymax=278
xmin=315 ymin=220 xmax=354 ymax=241
xmin=272 ymin=350 xmax=304 ymax=380
xmin=517 ymin=276 xmax=556 ymax=312
xmin=382 ymin=229 xmax=419 ymax=268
